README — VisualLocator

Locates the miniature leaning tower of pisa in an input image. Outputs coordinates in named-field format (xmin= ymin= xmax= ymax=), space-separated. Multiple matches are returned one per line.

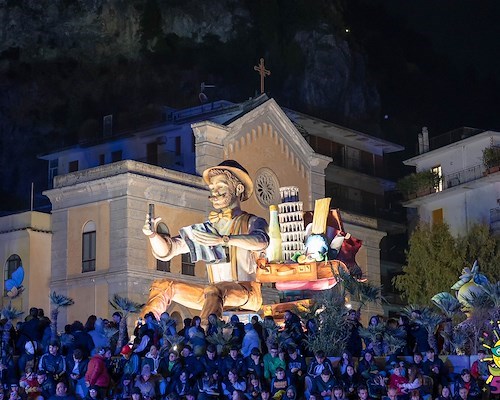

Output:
xmin=278 ymin=186 xmax=306 ymax=261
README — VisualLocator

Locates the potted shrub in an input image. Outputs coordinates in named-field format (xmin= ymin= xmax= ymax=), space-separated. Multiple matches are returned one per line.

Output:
xmin=482 ymin=146 xmax=500 ymax=173
xmin=397 ymin=171 xmax=440 ymax=199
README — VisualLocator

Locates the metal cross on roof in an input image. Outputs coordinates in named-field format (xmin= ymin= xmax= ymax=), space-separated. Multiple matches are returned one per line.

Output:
xmin=254 ymin=58 xmax=271 ymax=94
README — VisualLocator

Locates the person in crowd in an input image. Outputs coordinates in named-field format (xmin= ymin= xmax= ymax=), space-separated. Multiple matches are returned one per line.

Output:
xmin=187 ymin=326 xmax=206 ymax=358
xmin=69 ymin=321 xmax=95 ymax=359
xmin=245 ymin=374 xmax=264 ymax=400
xmin=19 ymin=368 xmax=39 ymax=400
xmin=8 ymin=382 xmax=24 ymax=400
xmin=340 ymin=364 xmax=362 ymax=399
xmin=34 ymin=370 xmax=55 ymax=399
xmin=281 ymin=385 xmax=297 ymax=400
xmin=454 ymin=387 xmax=469 ymax=400
xmin=436 ymin=385 xmax=453 ymax=400
xmin=409 ymin=311 xmax=429 ymax=355
xmin=130 ymin=387 xmax=143 ymax=400
xmin=453 ymin=369 xmax=480 ymax=400
xmin=285 ymin=345 xmax=306 ymax=389
xmin=229 ymin=316 xmax=245 ymax=348
xmin=398 ymin=316 xmax=412 ymax=356
xmin=48 ymin=381 xmax=76 ymax=400
xmin=382 ymin=386 xmax=399 ymax=400
xmin=133 ymin=365 xmax=156 ymax=400
xmin=241 ymin=324 xmax=260 ymax=358
xmin=18 ymin=341 xmax=38 ymax=377
xmin=311 ymin=369 xmax=336 ymax=400
xmin=470 ymin=349 xmax=489 ymax=392
xmin=200 ymin=345 xmax=221 ymax=377
xmin=338 ymin=351 xmax=354 ymax=377
xmin=357 ymin=351 xmax=382 ymax=381
xmin=38 ymin=340 xmax=66 ymax=384
xmin=84 ymin=316 xmax=97 ymax=333
xmin=408 ymin=389 xmax=423 ymax=400
xmin=398 ymin=365 xmax=423 ymax=397
xmin=16 ymin=309 xmax=42 ymax=355
xmin=356 ymin=385 xmax=371 ymax=400
xmin=282 ymin=311 xmax=305 ymax=351
xmin=163 ymin=350 xmax=182 ymax=393
xmin=122 ymin=345 xmax=142 ymax=378
xmin=387 ymin=365 xmax=407 ymax=397
xmin=222 ymin=369 xmax=247 ymax=400
xmin=178 ymin=319 xmax=192 ymax=341
xmin=85 ymin=347 xmax=110 ymax=400
xmin=232 ymin=389 xmax=247 ymax=400
xmin=245 ymin=348 xmax=265 ymax=382
xmin=221 ymin=346 xmax=247 ymax=379
xmin=411 ymin=352 xmax=424 ymax=374
xmin=260 ymin=387 xmax=271 ymax=400
xmin=66 ymin=348 xmax=89 ymax=398
xmin=115 ymin=374 xmax=134 ymax=400
xmin=423 ymin=347 xmax=448 ymax=397
xmin=269 ymin=367 xmax=289 ymax=398
xmin=251 ymin=317 xmax=264 ymax=349
xmin=332 ymin=386 xmax=348 ymax=400
xmin=88 ymin=319 xmax=108 ymax=355
xmin=179 ymin=345 xmax=201 ymax=384
xmin=84 ymin=386 xmax=101 ymax=400
xmin=197 ymin=369 xmax=222 ymax=400
xmin=172 ymin=369 xmax=192 ymax=397
xmin=263 ymin=344 xmax=285 ymax=382
xmin=363 ymin=316 xmax=381 ymax=350
xmin=206 ymin=314 xmax=220 ymax=337
xmin=346 ymin=311 xmax=363 ymax=358
xmin=141 ymin=345 xmax=162 ymax=376
xmin=305 ymin=350 xmax=334 ymax=399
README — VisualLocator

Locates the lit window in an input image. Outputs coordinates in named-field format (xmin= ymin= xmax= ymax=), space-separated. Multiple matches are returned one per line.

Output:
xmin=431 ymin=165 xmax=443 ymax=192
xmin=4 ymin=254 xmax=21 ymax=297
xmin=82 ymin=221 xmax=96 ymax=273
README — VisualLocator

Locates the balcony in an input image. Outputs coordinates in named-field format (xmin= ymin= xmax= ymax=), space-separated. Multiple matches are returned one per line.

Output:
xmin=443 ymin=164 xmax=484 ymax=189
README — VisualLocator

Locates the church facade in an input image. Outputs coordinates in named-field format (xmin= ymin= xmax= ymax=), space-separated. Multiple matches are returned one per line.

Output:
xmin=30 ymin=95 xmax=402 ymax=328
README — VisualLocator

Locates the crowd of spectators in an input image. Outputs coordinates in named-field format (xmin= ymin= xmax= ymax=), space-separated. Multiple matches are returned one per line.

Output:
xmin=0 ymin=307 xmax=493 ymax=400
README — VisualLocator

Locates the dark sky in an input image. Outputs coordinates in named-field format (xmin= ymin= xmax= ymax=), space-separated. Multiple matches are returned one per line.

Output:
xmin=382 ymin=0 xmax=500 ymax=80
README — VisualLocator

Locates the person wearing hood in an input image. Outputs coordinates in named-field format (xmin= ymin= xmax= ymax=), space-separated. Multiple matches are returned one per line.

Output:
xmin=85 ymin=347 xmax=110 ymax=399
xmin=281 ymin=385 xmax=297 ymax=400
xmin=241 ymin=324 xmax=260 ymax=358
xmin=88 ymin=319 xmax=108 ymax=355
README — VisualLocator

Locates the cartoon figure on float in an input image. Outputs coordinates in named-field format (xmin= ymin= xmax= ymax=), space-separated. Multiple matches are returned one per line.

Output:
xmin=452 ymin=261 xmax=500 ymax=395
xmin=142 ymin=160 xmax=363 ymax=324
xmin=142 ymin=160 xmax=268 ymax=324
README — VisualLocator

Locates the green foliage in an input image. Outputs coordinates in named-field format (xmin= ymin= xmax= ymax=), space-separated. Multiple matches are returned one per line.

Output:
xmin=393 ymin=223 xmax=463 ymax=305
xmin=110 ymin=294 xmax=144 ymax=315
xmin=49 ymin=291 xmax=75 ymax=308
xmin=482 ymin=146 xmax=500 ymax=169
xmin=1 ymin=303 xmax=23 ymax=321
xmin=456 ymin=223 xmax=500 ymax=281
xmin=302 ymin=289 xmax=351 ymax=355
xmin=396 ymin=170 xmax=440 ymax=196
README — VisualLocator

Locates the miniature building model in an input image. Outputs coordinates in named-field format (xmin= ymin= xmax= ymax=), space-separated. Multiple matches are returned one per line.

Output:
xmin=278 ymin=186 xmax=305 ymax=261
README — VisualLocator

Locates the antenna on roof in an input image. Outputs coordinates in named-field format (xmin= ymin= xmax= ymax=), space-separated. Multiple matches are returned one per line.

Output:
xmin=199 ymin=82 xmax=215 ymax=104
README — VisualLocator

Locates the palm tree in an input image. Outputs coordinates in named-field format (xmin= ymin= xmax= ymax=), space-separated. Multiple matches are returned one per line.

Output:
xmin=403 ymin=305 xmax=443 ymax=353
xmin=337 ymin=269 xmax=383 ymax=311
xmin=109 ymin=294 xmax=144 ymax=353
xmin=431 ymin=292 xmax=465 ymax=354
xmin=1 ymin=303 xmax=23 ymax=355
xmin=49 ymin=291 xmax=74 ymax=341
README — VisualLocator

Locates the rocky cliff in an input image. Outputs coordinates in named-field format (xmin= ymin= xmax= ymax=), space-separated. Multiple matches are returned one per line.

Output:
xmin=0 ymin=0 xmax=380 ymax=211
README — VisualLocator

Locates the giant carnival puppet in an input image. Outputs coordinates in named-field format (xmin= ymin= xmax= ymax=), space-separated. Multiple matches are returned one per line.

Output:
xmin=142 ymin=160 xmax=362 ymax=324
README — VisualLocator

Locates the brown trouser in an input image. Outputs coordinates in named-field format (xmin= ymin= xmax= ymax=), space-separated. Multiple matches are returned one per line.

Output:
xmin=142 ymin=279 xmax=262 ymax=324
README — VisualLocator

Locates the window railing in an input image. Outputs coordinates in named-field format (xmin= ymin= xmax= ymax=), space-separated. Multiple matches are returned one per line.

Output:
xmin=443 ymin=164 xmax=484 ymax=189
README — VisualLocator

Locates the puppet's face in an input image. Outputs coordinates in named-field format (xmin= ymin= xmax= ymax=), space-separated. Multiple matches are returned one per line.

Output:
xmin=208 ymin=173 xmax=242 ymax=210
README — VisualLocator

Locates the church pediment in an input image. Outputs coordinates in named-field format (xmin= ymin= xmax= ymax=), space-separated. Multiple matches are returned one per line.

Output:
xmin=224 ymin=98 xmax=315 ymax=168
